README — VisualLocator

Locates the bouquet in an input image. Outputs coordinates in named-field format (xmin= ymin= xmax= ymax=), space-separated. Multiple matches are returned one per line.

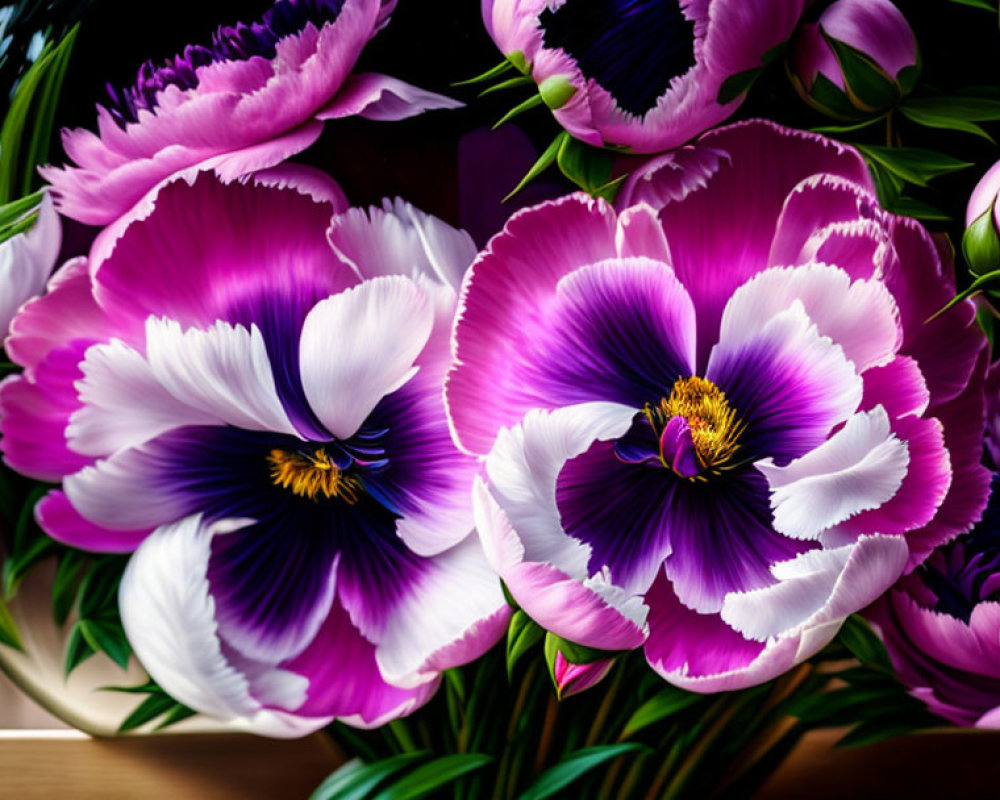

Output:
xmin=2 ymin=0 xmax=1000 ymax=797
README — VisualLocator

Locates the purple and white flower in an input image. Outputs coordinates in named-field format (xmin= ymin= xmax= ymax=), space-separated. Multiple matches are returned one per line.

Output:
xmin=0 ymin=169 xmax=507 ymax=735
xmin=481 ymin=0 xmax=808 ymax=153
xmin=0 ymin=192 xmax=60 ymax=339
xmin=868 ymin=476 xmax=1000 ymax=728
xmin=40 ymin=0 xmax=461 ymax=226
xmin=451 ymin=120 xmax=989 ymax=691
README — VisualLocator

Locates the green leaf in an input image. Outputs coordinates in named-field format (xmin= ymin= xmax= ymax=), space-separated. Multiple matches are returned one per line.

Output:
xmin=899 ymin=96 xmax=1000 ymax=141
xmin=477 ymin=75 xmax=534 ymax=97
xmin=493 ymin=93 xmax=544 ymax=129
xmin=372 ymin=753 xmax=493 ymax=800
xmin=152 ymin=702 xmax=197 ymax=731
xmin=118 ymin=692 xmax=179 ymax=733
xmin=506 ymin=609 xmax=544 ymax=680
xmin=309 ymin=753 xmax=428 ymax=800
xmin=64 ymin=622 xmax=96 ymax=675
xmin=102 ymin=679 xmax=159 ymax=694
xmin=928 ymin=267 xmax=1000 ymax=321
xmin=949 ymin=0 xmax=996 ymax=10
xmin=556 ymin=136 xmax=619 ymax=201
xmin=452 ymin=59 xmax=514 ymax=87
xmin=0 ymin=191 xmax=44 ymax=229
xmin=717 ymin=67 xmax=763 ymax=105
xmin=786 ymin=687 xmax=904 ymax=725
xmin=620 ymin=686 xmax=705 ymax=738
xmin=886 ymin=196 xmax=950 ymax=222
xmin=0 ymin=595 xmax=23 ymax=651
xmin=837 ymin=615 xmax=892 ymax=670
xmin=504 ymin=132 xmax=568 ymax=202
xmin=76 ymin=557 xmax=127 ymax=618
xmin=806 ymin=72 xmax=867 ymax=121
xmin=78 ymin=616 xmax=131 ymax=670
xmin=810 ymin=117 xmax=883 ymax=135
xmin=51 ymin=551 xmax=87 ymax=626
xmin=822 ymin=31 xmax=901 ymax=112
xmin=857 ymin=145 xmax=972 ymax=187
xmin=836 ymin=719 xmax=924 ymax=748
xmin=520 ymin=744 xmax=648 ymax=800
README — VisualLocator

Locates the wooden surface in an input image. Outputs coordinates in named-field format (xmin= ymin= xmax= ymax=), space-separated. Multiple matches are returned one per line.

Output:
xmin=0 ymin=732 xmax=343 ymax=799
xmin=0 ymin=726 xmax=998 ymax=798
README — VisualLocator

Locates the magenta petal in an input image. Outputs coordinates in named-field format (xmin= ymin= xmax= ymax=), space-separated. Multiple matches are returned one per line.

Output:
xmin=284 ymin=599 xmax=437 ymax=724
xmin=652 ymin=121 xmax=872 ymax=366
xmin=447 ymin=194 xmax=619 ymax=454
xmin=0 ymin=345 xmax=91 ymax=482
xmin=644 ymin=570 xmax=767 ymax=681
xmin=36 ymin=490 xmax=150 ymax=553
xmin=6 ymin=258 xmax=119 ymax=377
xmin=94 ymin=172 xmax=356 ymax=335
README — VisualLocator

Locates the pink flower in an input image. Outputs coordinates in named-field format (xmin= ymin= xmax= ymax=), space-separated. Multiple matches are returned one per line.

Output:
xmin=481 ymin=0 xmax=808 ymax=153
xmin=452 ymin=120 xmax=989 ymax=692
xmin=552 ymin=650 xmax=614 ymax=699
xmin=868 ymin=476 xmax=1000 ymax=728
xmin=39 ymin=0 xmax=461 ymax=226
xmin=0 ymin=193 xmax=60 ymax=338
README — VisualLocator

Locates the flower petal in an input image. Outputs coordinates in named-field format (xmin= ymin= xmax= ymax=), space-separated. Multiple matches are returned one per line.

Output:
xmin=756 ymin=407 xmax=910 ymax=541
xmin=299 ymin=275 xmax=433 ymax=440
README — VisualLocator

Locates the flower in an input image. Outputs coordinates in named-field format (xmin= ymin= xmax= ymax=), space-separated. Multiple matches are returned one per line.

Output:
xmin=868 ymin=476 xmax=1000 ymax=728
xmin=0 ymin=169 xmax=508 ymax=735
xmin=39 ymin=0 xmax=461 ymax=227
xmin=481 ymin=0 xmax=809 ymax=153
xmin=0 ymin=192 xmax=60 ymax=338
xmin=452 ymin=120 xmax=989 ymax=692
xmin=789 ymin=0 xmax=919 ymax=120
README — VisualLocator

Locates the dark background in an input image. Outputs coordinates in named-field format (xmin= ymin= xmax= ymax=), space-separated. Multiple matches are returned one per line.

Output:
xmin=19 ymin=0 xmax=1000 ymax=253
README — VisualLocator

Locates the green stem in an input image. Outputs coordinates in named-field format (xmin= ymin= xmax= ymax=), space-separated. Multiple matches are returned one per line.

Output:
xmin=643 ymin=738 xmax=684 ymax=800
xmin=660 ymin=698 xmax=741 ymax=800
xmin=388 ymin=719 xmax=419 ymax=753
xmin=532 ymin=691 xmax=560 ymax=775
xmin=885 ymin=109 xmax=895 ymax=147
xmin=583 ymin=660 xmax=624 ymax=747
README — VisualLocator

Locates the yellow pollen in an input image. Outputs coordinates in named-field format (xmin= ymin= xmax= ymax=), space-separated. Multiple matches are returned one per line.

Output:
xmin=268 ymin=448 xmax=362 ymax=503
xmin=645 ymin=376 xmax=746 ymax=474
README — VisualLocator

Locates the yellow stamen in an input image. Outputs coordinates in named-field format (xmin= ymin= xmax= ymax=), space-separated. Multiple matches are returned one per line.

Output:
xmin=645 ymin=376 xmax=746 ymax=474
xmin=268 ymin=447 xmax=362 ymax=503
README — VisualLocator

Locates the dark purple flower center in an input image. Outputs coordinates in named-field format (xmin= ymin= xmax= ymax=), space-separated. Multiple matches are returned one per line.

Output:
xmin=106 ymin=0 xmax=346 ymax=127
xmin=920 ymin=476 xmax=1000 ymax=623
xmin=539 ymin=0 xmax=696 ymax=117
xmin=615 ymin=376 xmax=747 ymax=480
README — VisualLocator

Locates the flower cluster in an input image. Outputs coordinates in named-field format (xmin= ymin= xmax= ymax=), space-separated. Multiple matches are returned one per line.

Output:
xmin=2 ymin=0 xmax=1000 ymax=756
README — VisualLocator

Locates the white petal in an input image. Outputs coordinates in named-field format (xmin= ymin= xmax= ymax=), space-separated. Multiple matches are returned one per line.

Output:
xmin=0 ymin=193 xmax=61 ymax=335
xmin=64 ymin=446 xmax=190 ymax=530
xmin=68 ymin=339 xmax=217 ymax=457
xmin=299 ymin=276 xmax=433 ymax=439
xmin=719 ymin=263 xmax=900 ymax=371
xmin=484 ymin=402 xmax=636 ymax=579
xmin=119 ymin=515 xmax=328 ymax=737
xmin=756 ymin=406 xmax=910 ymax=540
xmin=328 ymin=198 xmax=477 ymax=291
xmin=145 ymin=317 xmax=300 ymax=437
xmin=374 ymin=532 xmax=507 ymax=688
xmin=720 ymin=534 xmax=908 ymax=642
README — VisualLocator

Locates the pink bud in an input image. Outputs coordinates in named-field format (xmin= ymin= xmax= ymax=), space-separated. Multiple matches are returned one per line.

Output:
xmin=553 ymin=651 xmax=614 ymax=699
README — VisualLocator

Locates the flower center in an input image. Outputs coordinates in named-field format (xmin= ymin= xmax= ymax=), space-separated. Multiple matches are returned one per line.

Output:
xmin=268 ymin=446 xmax=363 ymax=503
xmin=647 ymin=376 xmax=746 ymax=478
xmin=106 ymin=0 xmax=346 ymax=127
xmin=539 ymin=0 xmax=696 ymax=117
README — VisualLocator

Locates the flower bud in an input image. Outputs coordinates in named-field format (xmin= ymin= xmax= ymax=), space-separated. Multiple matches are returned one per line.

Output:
xmin=789 ymin=0 xmax=919 ymax=120
xmin=551 ymin=650 xmax=615 ymax=700
xmin=965 ymin=160 xmax=1000 ymax=275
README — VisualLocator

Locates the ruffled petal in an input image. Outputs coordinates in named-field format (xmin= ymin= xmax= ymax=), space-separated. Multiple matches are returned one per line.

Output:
xmin=447 ymin=193 xmax=619 ymax=454
xmin=315 ymin=73 xmax=463 ymax=121
xmin=120 ymin=515 xmax=330 ymax=737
